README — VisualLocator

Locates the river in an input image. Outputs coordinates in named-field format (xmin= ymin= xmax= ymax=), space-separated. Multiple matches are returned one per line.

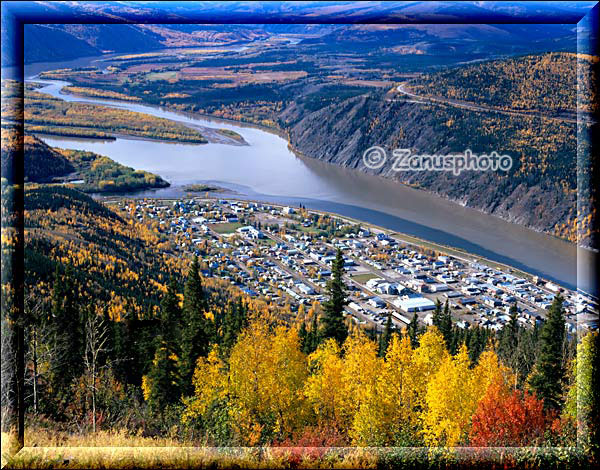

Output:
xmin=20 ymin=57 xmax=597 ymax=295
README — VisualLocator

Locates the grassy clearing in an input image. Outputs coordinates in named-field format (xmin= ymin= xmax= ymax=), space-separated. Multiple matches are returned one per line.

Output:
xmin=146 ymin=71 xmax=178 ymax=81
xmin=351 ymin=273 xmax=379 ymax=284
xmin=209 ymin=222 xmax=244 ymax=234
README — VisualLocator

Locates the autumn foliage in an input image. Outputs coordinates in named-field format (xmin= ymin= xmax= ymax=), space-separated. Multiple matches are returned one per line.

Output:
xmin=469 ymin=380 xmax=548 ymax=447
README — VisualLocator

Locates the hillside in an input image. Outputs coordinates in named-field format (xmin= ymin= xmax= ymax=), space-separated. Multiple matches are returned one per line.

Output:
xmin=1 ymin=127 xmax=74 ymax=183
xmin=23 ymin=25 xmax=99 ymax=63
xmin=23 ymin=186 xmax=182 ymax=318
xmin=281 ymin=90 xmax=579 ymax=242
xmin=1 ymin=125 xmax=168 ymax=192
xmin=409 ymin=53 xmax=576 ymax=116
xmin=23 ymin=24 xmax=164 ymax=64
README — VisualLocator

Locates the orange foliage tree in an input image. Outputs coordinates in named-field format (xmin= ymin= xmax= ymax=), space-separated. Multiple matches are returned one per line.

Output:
xmin=469 ymin=380 xmax=548 ymax=447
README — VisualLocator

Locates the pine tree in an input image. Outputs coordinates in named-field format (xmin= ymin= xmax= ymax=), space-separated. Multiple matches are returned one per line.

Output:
xmin=498 ymin=303 xmax=520 ymax=381
xmin=528 ymin=295 xmax=566 ymax=410
xmin=319 ymin=248 xmax=348 ymax=345
xmin=304 ymin=315 xmax=320 ymax=355
xmin=299 ymin=321 xmax=309 ymax=352
xmin=222 ymin=299 xmax=248 ymax=354
xmin=179 ymin=257 xmax=211 ymax=396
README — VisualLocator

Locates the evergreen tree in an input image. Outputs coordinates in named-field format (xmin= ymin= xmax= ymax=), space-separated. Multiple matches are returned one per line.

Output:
xmin=160 ymin=278 xmax=182 ymax=350
xmin=407 ymin=313 xmax=419 ymax=348
xmin=147 ymin=339 xmax=180 ymax=417
xmin=379 ymin=314 xmax=394 ymax=356
xmin=529 ymin=295 xmax=566 ymax=410
xmin=432 ymin=299 xmax=443 ymax=329
xmin=305 ymin=315 xmax=320 ymax=355
xmin=500 ymin=304 xmax=519 ymax=347
xmin=440 ymin=300 xmax=453 ymax=349
xmin=299 ymin=321 xmax=308 ymax=352
xmin=319 ymin=248 xmax=348 ymax=345
xmin=179 ymin=257 xmax=210 ymax=396
xmin=222 ymin=299 xmax=248 ymax=354
xmin=49 ymin=264 xmax=84 ymax=397
xmin=498 ymin=303 xmax=520 ymax=380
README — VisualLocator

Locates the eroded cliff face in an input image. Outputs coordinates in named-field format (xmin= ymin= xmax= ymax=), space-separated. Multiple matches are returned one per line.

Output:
xmin=278 ymin=92 xmax=578 ymax=243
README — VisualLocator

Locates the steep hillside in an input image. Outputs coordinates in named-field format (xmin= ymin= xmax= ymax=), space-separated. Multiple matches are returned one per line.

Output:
xmin=281 ymin=92 xmax=578 ymax=241
xmin=58 ymin=24 xmax=164 ymax=53
xmin=278 ymin=53 xmax=585 ymax=243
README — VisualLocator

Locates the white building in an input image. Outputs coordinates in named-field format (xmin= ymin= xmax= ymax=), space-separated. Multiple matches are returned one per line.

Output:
xmin=393 ymin=296 xmax=436 ymax=313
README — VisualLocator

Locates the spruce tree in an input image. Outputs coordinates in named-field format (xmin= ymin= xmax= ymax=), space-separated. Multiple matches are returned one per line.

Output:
xmin=407 ymin=313 xmax=419 ymax=348
xmin=379 ymin=314 xmax=394 ymax=356
xmin=179 ymin=257 xmax=210 ymax=396
xmin=299 ymin=321 xmax=309 ymax=353
xmin=498 ymin=303 xmax=520 ymax=377
xmin=432 ymin=299 xmax=443 ymax=330
xmin=440 ymin=300 xmax=453 ymax=348
xmin=160 ymin=278 xmax=182 ymax=350
xmin=319 ymin=249 xmax=348 ymax=345
xmin=49 ymin=264 xmax=83 ymax=396
xmin=305 ymin=315 xmax=320 ymax=354
xmin=222 ymin=299 xmax=248 ymax=354
xmin=529 ymin=295 xmax=566 ymax=410
xmin=147 ymin=339 xmax=180 ymax=417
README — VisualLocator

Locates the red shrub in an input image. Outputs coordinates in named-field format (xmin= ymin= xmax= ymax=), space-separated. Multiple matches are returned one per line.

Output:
xmin=469 ymin=382 xmax=549 ymax=447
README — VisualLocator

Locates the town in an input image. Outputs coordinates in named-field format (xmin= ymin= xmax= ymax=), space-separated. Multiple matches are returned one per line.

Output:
xmin=112 ymin=196 xmax=598 ymax=335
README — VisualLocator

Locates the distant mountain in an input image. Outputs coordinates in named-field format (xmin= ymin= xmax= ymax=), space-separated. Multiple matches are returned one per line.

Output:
xmin=23 ymin=25 xmax=100 ymax=64
xmin=23 ymin=24 xmax=165 ymax=64
xmin=57 ymin=24 xmax=165 ymax=53
xmin=302 ymin=23 xmax=577 ymax=56
xmin=22 ymin=23 xmax=272 ymax=65
xmin=12 ymin=0 xmax=592 ymax=66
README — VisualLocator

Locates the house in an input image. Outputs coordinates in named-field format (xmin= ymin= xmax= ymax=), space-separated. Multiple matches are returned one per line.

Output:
xmin=368 ymin=297 xmax=386 ymax=308
xmin=297 ymin=283 xmax=315 ymax=295
xmin=545 ymin=282 xmax=561 ymax=293
xmin=429 ymin=283 xmax=450 ymax=293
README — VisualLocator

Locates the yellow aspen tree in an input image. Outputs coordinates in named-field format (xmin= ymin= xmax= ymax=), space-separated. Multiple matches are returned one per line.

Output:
xmin=227 ymin=321 xmax=308 ymax=444
xmin=351 ymin=333 xmax=417 ymax=445
xmin=411 ymin=326 xmax=449 ymax=409
xmin=182 ymin=346 xmax=226 ymax=424
xmin=422 ymin=344 xmax=477 ymax=447
xmin=339 ymin=332 xmax=381 ymax=433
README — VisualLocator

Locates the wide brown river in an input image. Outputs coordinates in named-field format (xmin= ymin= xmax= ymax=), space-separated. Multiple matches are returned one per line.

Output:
xmin=20 ymin=56 xmax=597 ymax=295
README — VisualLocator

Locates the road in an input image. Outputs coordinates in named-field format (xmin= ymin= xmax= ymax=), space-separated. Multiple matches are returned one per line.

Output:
xmin=394 ymin=83 xmax=583 ymax=124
